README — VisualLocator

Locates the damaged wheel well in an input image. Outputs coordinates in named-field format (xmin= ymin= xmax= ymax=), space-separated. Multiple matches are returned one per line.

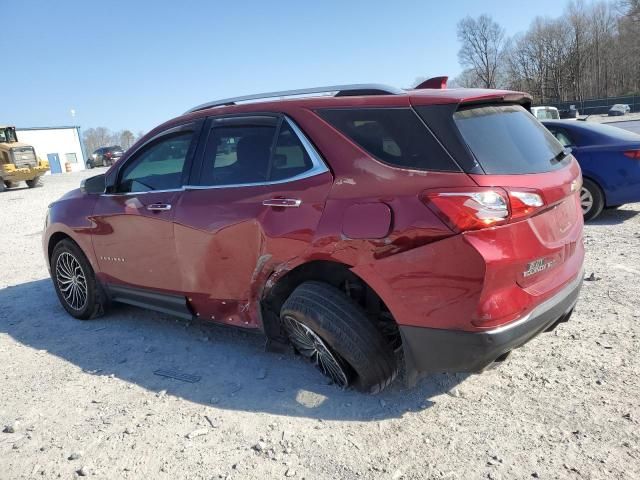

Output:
xmin=261 ymin=260 xmax=402 ymax=352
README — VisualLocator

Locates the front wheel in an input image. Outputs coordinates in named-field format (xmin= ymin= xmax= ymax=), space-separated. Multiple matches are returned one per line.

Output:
xmin=281 ymin=281 xmax=398 ymax=393
xmin=51 ymin=239 xmax=107 ymax=320
xmin=26 ymin=177 xmax=43 ymax=188
xmin=581 ymin=179 xmax=604 ymax=221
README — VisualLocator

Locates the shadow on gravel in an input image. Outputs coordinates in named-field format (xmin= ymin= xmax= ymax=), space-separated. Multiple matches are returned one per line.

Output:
xmin=588 ymin=207 xmax=640 ymax=226
xmin=0 ymin=279 xmax=465 ymax=420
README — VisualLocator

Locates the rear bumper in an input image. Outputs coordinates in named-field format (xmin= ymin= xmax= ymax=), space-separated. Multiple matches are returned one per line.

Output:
xmin=400 ymin=269 xmax=583 ymax=385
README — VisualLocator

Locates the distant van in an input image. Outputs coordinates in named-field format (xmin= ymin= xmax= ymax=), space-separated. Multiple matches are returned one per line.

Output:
xmin=531 ymin=106 xmax=560 ymax=120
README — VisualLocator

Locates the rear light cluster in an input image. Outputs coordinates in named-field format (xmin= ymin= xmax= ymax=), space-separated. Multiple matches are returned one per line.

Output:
xmin=423 ymin=187 xmax=546 ymax=232
xmin=624 ymin=150 xmax=640 ymax=159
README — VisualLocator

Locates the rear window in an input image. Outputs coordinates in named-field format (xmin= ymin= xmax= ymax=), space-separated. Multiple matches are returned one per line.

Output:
xmin=453 ymin=105 xmax=567 ymax=174
xmin=317 ymin=108 xmax=459 ymax=172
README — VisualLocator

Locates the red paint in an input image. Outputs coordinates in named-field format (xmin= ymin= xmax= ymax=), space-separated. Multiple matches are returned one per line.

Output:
xmin=44 ymin=86 xmax=583 ymax=336
xmin=342 ymin=203 xmax=392 ymax=239
xmin=415 ymin=76 xmax=448 ymax=90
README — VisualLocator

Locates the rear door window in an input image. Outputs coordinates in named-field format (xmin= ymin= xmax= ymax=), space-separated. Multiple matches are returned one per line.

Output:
xmin=546 ymin=128 xmax=575 ymax=147
xmin=200 ymin=124 xmax=277 ymax=186
xmin=196 ymin=116 xmax=319 ymax=186
xmin=317 ymin=108 xmax=460 ymax=172
xmin=452 ymin=105 xmax=567 ymax=174
xmin=270 ymin=121 xmax=314 ymax=181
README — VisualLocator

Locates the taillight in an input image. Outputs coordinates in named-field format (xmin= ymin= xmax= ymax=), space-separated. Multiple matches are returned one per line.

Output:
xmin=423 ymin=187 xmax=545 ymax=232
xmin=623 ymin=150 xmax=640 ymax=159
xmin=509 ymin=190 xmax=544 ymax=221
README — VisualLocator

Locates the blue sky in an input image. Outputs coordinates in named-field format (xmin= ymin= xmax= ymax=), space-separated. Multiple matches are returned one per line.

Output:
xmin=3 ymin=0 xmax=587 ymax=134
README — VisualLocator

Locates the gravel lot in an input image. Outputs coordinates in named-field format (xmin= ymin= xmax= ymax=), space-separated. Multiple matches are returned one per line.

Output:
xmin=1 ymin=170 xmax=639 ymax=480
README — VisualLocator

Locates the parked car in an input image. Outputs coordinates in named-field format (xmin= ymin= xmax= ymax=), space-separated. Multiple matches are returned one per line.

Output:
xmin=531 ymin=106 xmax=560 ymax=120
xmin=543 ymin=120 xmax=640 ymax=220
xmin=43 ymin=83 xmax=585 ymax=392
xmin=560 ymin=105 xmax=579 ymax=119
xmin=608 ymin=104 xmax=631 ymax=116
xmin=87 ymin=146 xmax=124 ymax=168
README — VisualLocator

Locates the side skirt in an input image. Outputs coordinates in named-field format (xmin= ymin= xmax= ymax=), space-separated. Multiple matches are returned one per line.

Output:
xmin=107 ymin=284 xmax=194 ymax=321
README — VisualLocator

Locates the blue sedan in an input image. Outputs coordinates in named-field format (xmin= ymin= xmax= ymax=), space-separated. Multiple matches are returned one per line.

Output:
xmin=542 ymin=120 xmax=640 ymax=220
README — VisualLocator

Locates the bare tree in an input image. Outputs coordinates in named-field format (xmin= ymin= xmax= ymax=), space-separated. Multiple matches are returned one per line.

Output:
xmin=457 ymin=15 xmax=506 ymax=88
xmin=82 ymin=127 xmax=113 ymax=156
xmin=619 ymin=0 xmax=640 ymax=22
xmin=490 ymin=0 xmax=640 ymax=104
xmin=111 ymin=130 xmax=136 ymax=150
xmin=450 ymin=69 xmax=481 ymax=88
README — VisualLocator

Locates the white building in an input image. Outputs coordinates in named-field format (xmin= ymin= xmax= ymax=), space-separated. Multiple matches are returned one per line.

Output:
xmin=16 ymin=126 xmax=86 ymax=174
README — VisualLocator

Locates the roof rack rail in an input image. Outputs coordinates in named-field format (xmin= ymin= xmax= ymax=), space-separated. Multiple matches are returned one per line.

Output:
xmin=184 ymin=84 xmax=404 ymax=114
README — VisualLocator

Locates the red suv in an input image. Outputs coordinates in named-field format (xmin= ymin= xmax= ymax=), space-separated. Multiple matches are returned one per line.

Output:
xmin=43 ymin=82 xmax=584 ymax=392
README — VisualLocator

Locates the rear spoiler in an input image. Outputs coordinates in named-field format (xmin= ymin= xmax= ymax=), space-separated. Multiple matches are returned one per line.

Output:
xmin=456 ymin=93 xmax=533 ymax=112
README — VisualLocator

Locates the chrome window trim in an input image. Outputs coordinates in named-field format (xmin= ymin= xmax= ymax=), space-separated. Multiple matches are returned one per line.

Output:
xmin=101 ymin=187 xmax=185 ymax=197
xmin=106 ymin=122 xmax=200 ymax=196
xmin=101 ymin=116 xmax=329 ymax=196
xmin=184 ymin=115 xmax=329 ymax=191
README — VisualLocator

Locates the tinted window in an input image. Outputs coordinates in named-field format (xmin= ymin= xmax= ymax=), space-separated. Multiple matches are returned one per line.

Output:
xmin=549 ymin=129 xmax=574 ymax=147
xmin=118 ymin=132 xmax=193 ymax=193
xmin=199 ymin=125 xmax=277 ymax=186
xmin=317 ymin=108 xmax=459 ymax=171
xmin=453 ymin=105 xmax=566 ymax=174
xmin=270 ymin=122 xmax=313 ymax=181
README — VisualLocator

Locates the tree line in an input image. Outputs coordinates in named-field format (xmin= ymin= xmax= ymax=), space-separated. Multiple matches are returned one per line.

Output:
xmin=82 ymin=127 xmax=144 ymax=156
xmin=453 ymin=0 xmax=640 ymax=103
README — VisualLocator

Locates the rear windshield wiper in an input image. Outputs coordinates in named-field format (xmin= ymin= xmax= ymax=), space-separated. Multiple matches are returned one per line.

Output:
xmin=551 ymin=148 xmax=571 ymax=163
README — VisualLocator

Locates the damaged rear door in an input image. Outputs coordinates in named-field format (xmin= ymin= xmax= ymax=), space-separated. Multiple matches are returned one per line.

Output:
xmin=173 ymin=114 xmax=332 ymax=328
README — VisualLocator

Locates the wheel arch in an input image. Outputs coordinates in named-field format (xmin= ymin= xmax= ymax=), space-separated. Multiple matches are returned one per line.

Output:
xmin=261 ymin=259 xmax=402 ymax=353
xmin=581 ymin=174 xmax=608 ymax=206
xmin=46 ymin=230 xmax=98 ymax=274
xmin=48 ymin=231 xmax=73 ymax=261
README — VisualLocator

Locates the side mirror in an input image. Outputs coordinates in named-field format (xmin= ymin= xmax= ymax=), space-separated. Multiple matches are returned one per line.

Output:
xmin=80 ymin=174 xmax=106 ymax=194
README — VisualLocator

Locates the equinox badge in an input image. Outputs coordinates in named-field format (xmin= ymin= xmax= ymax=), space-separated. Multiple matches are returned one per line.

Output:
xmin=523 ymin=258 xmax=556 ymax=277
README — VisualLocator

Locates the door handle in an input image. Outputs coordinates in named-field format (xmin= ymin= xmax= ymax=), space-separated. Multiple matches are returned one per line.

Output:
xmin=262 ymin=198 xmax=302 ymax=208
xmin=146 ymin=203 xmax=172 ymax=211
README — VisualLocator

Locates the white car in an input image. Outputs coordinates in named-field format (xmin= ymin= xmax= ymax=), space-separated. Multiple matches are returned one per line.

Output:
xmin=531 ymin=106 xmax=560 ymax=120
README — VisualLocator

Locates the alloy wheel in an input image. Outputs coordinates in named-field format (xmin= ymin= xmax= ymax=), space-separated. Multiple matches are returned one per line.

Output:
xmin=55 ymin=252 xmax=88 ymax=311
xmin=580 ymin=187 xmax=593 ymax=215
xmin=282 ymin=315 xmax=350 ymax=387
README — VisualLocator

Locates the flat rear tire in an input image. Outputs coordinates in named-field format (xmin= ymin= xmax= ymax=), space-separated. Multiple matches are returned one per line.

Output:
xmin=281 ymin=281 xmax=398 ymax=393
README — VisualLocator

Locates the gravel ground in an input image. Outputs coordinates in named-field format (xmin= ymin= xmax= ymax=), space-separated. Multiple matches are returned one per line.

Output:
xmin=579 ymin=112 xmax=640 ymax=124
xmin=1 ymin=170 xmax=639 ymax=480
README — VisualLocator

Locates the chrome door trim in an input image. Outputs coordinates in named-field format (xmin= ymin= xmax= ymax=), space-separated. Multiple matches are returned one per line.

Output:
xmin=262 ymin=198 xmax=302 ymax=208
xmin=147 ymin=203 xmax=172 ymax=211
